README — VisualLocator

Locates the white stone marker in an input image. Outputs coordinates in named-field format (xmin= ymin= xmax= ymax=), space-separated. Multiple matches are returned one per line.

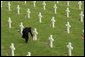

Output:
xmin=66 ymin=7 xmax=70 ymax=18
xmin=42 ymin=1 xmax=46 ymax=10
xmin=78 ymin=1 xmax=82 ymax=10
xmin=67 ymin=42 xmax=73 ymax=56
xmin=66 ymin=21 xmax=71 ymax=34
xmin=8 ymin=17 xmax=12 ymax=28
xmin=51 ymin=16 xmax=56 ymax=28
xmin=26 ymin=52 xmax=31 ymax=56
xmin=82 ymin=29 xmax=84 ymax=33
xmin=24 ymin=1 xmax=26 ymax=4
xmin=49 ymin=35 xmax=54 ymax=48
xmin=66 ymin=1 xmax=70 ymax=6
xmin=33 ymin=1 xmax=36 ymax=7
xmin=19 ymin=22 xmax=24 ymax=35
xmin=57 ymin=1 xmax=59 ymax=4
xmin=10 ymin=43 xmax=15 ymax=56
xmin=17 ymin=5 xmax=20 ymax=15
xmin=8 ymin=2 xmax=11 ymax=11
xmin=1 ymin=1 xmax=3 ymax=8
xmin=27 ymin=8 xmax=31 ymax=18
xmin=79 ymin=11 xmax=84 ymax=22
xmin=53 ymin=4 xmax=57 ymax=14
xmin=38 ymin=12 xmax=42 ymax=23
xmin=33 ymin=28 xmax=38 ymax=41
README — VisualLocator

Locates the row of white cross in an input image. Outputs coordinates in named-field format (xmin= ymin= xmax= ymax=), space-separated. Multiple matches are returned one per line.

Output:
xmin=65 ymin=1 xmax=84 ymax=34
xmin=10 ymin=43 xmax=31 ymax=56
xmin=65 ymin=2 xmax=73 ymax=56
xmin=10 ymin=39 xmax=73 ymax=56
xmin=65 ymin=1 xmax=71 ymax=34
xmin=78 ymin=1 xmax=84 ymax=23
xmin=21 ymin=1 xmax=82 ymax=10
xmin=1 ymin=1 xmax=83 ymax=11
xmin=1 ymin=1 xmax=83 ymax=15
xmin=8 ymin=11 xmax=83 ymax=35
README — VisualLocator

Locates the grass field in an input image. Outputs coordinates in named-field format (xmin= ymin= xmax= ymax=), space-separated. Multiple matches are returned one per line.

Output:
xmin=1 ymin=1 xmax=84 ymax=56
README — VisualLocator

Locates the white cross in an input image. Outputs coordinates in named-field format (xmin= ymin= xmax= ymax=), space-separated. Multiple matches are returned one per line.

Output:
xmin=51 ymin=16 xmax=56 ymax=28
xmin=82 ymin=29 xmax=84 ymax=33
xmin=27 ymin=8 xmax=31 ymax=18
xmin=17 ymin=5 xmax=20 ymax=15
xmin=66 ymin=1 xmax=70 ymax=6
xmin=19 ymin=22 xmax=24 ymax=35
xmin=10 ymin=43 xmax=15 ymax=56
xmin=67 ymin=42 xmax=73 ymax=56
xmin=42 ymin=1 xmax=46 ymax=10
xmin=78 ymin=1 xmax=82 ymax=10
xmin=38 ymin=12 xmax=42 ymax=23
xmin=66 ymin=21 xmax=71 ymax=34
xmin=8 ymin=2 xmax=11 ymax=11
xmin=33 ymin=1 xmax=36 ymax=7
xmin=54 ymin=1 xmax=59 ymax=4
xmin=49 ymin=35 xmax=54 ymax=48
xmin=79 ymin=11 xmax=84 ymax=22
xmin=8 ymin=17 xmax=12 ymax=28
xmin=33 ymin=28 xmax=38 ymax=41
xmin=53 ymin=4 xmax=57 ymax=14
xmin=26 ymin=52 xmax=31 ymax=56
xmin=57 ymin=1 xmax=59 ymax=4
xmin=1 ymin=1 xmax=3 ymax=8
xmin=66 ymin=7 xmax=70 ymax=18
xmin=24 ymin=1 xmax=26 ymax=4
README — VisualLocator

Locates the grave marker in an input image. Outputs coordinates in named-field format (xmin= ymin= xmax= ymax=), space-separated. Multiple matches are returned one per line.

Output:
xmin=17 ymin=5 xmax=20 ymax=15
xmin=8 ymin=17 xmax=12 ymax=28
xmin=33 ymin=1 xmax=36 ymax=7
xmin=57 ymin=1 xmax=59 ymax=4
xmin=33 ymin=28 xmax=38 ymax=40
xmin=24 ymin=1 xmax=26 ymax=4
xmin=10 ymin=43 xmax=15 ymax=56
xmin=67 ymin=42 xmax=73 ymax=56
xmin=78 ymin=1 xmax=82 ymax=10
xmin=53 ymin=4 xmax=57 ymax=14
xmin=8 ymin=2 xmax=11 ymax=11
xmin=66 ymin=1 xmax=70 ymax=6
xmin=49 ymin=35 xmax=54 ymax=48
xmin=1 ymin=1 xmax=3 ymax=8
xmin=66 ymin=21 xmax=71 ymax=34
xmin=80 ymin=11 xmax=84 ymax=22
xmin=38 ymin=12 xmax=42 ymax=23
xmin=26 ymin=52 xmax=31 ymax=56
xmin=19 ymin=22 xmax=24 ymax=35
xmin=66 ymin=7 xmax=70 ymax=18
xmin=27 ymin=8 xmax=31 ymax=18
xmin=43 ymin=1 xmax=46 ymax=10
xmin=51 ymin=16 xmax=56 ymax=28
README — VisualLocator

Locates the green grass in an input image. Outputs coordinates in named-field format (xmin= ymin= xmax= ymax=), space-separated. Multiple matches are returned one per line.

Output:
xmin=1 ymin=1 xmax=84 ymax=56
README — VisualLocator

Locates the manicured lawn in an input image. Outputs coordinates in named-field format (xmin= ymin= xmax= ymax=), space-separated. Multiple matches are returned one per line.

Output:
xmin=1 ymin=1 xmax=84 ymax=56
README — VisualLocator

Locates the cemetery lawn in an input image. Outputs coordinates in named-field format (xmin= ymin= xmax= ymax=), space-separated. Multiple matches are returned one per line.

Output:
xmin=1 ymin=1 xmax=84 ymax=56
